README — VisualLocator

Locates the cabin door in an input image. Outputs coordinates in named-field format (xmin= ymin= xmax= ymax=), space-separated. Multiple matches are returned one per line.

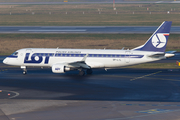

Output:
xmin=125 ymin=51 xmax=131 ymax=63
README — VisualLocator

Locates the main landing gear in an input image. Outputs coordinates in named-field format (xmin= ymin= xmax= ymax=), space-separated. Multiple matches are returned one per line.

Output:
xmin=21 ymin=66 xmax=27 ymax=75
xmin=78 ymin=69 xmax=93 ymax=76
xmin=79 ymin=70 xmax=85 ymax=76
xmin=86 ymin=69 xmax=93 ymax=75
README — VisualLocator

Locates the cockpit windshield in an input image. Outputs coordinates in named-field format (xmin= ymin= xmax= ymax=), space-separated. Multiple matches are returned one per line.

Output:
xmin=12 ymin=52 xmax=18 ymax=56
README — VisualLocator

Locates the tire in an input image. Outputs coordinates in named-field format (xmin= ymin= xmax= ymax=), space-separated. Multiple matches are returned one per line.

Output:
xmin=23 ymin=71 xmax=26 ymax=75
xmin=79 ymin=71 xmax=85 ymax=76
xmin=86 ymin=69 xmax=93 ymax=75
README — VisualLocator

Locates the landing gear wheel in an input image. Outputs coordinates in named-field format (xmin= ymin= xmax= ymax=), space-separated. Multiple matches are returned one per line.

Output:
xmin=21 ymin=66 xmax=27 ymax=75
xmin=23 ymin=71 xmax=27 ymax=75
xmin=79 ymin=70 xmax=85 ymax=76
xmin=86 ymin=69 xmax=93 ymax=75
xmin=22 ymin=68 xmax=27 ymax=75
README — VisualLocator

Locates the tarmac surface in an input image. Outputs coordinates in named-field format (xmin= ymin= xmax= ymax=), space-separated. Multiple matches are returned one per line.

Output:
xmin=1 ymin=26 xmax=180 ymax=34
xmin=1 ymin=55 xmax=180 ymax=120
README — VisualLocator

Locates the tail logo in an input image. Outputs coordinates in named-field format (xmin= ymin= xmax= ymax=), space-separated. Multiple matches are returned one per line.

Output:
xmin=151 ymin=33 xmax=168 ymax=48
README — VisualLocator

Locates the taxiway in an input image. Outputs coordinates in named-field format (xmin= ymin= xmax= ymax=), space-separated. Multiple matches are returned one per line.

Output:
xmin=0 ymin=26 xmax=180 ymax=34
xmin=0 ymin=56 xmax=180 ymax=120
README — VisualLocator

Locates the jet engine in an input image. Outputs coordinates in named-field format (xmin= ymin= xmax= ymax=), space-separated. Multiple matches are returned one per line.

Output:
xmin=52 ymin=64 xmax=70 ymax=73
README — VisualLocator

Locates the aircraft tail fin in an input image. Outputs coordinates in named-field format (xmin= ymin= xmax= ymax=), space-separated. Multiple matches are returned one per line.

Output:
xmin=133 ymin=21 xmax=172 ymax=52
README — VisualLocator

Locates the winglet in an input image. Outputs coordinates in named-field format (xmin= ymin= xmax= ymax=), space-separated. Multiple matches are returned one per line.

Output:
xmin=81 ymin=54 xmax=88 ymax=62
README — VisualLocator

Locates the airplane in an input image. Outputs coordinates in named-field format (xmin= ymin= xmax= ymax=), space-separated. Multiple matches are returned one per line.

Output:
xmin=3 ymin=21 xmax=175 ymax=76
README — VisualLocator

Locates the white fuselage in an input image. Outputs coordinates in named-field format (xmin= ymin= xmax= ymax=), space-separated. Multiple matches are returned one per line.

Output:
xmin=3 ymin=48 xmax=164 ymax=68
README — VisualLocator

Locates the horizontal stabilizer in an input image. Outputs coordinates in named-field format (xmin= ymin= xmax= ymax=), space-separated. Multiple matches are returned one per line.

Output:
xmin=165 ymin=51 xmax=176 ymax=54
xmin=148 ymin=52 xmax=175 ymax=58
xmin=148 ymin=53 xmax=165 ymax=58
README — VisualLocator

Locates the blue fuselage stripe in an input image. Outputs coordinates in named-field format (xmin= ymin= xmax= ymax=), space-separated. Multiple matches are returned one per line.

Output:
xmin=35 ymin=53 xmax=144 ymax=58
xmin=21 ymin=53 xmax=144 ymax=64
xmin=8 ymin=53 xmax=144 ymax=59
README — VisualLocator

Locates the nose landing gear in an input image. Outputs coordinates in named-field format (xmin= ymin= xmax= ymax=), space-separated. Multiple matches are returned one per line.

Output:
xmin=21 ymin=66 xmax=27 ymax=75
xmin=23 ymin=70 xmax=27 ymax=75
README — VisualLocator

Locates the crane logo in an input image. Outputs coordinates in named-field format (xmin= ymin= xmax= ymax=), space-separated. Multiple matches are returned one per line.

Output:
xmin=151 ymin=33 xmax=168 ymax=48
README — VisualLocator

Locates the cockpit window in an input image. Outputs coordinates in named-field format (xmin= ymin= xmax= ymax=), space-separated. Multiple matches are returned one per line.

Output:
xmin=12 ymin=52 xmax=18 ymax=56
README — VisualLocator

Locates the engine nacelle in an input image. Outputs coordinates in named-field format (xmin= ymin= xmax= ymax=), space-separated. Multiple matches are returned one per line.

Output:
xmin=52 ymin=64 xmax=70 ymax=73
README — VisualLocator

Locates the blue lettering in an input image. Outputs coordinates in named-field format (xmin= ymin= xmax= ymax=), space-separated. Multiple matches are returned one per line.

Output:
xmin=24 ymin=53 xmax=54 ymax=64
xmin=44 ymin=56 xmax=50 ymax=64
xmin=55 ymin=68 xmax=60 ymax=70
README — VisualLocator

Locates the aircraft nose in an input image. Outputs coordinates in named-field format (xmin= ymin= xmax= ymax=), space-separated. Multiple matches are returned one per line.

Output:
xmin=3 ymin=58 xmax=8 ymax=64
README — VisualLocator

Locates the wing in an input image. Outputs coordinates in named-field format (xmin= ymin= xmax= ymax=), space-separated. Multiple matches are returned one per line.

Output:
xmin=51 ymin=54 xmax=90 ymax=73
xmin=63 ymin=53 xmax=90 ymax=69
